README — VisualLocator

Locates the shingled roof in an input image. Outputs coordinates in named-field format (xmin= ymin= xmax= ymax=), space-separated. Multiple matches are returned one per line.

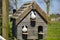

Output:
xmin=11 ymin=1 xmax=50 ymax=25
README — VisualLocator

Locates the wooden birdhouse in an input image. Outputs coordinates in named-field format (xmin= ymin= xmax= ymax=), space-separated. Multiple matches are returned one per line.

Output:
xmin=11 ymin=1 xmax=50 ymax=40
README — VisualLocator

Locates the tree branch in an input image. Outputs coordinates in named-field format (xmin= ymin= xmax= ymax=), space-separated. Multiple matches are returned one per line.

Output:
xmin=43 ymin=0 xmax=47 ymax=3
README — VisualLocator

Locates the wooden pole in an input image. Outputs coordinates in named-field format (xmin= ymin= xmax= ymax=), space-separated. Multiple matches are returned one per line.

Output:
xmin=2 ymin=0 xmax=9 ymax=40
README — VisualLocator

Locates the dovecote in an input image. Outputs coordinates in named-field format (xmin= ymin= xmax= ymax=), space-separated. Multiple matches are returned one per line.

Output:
xmin=11 ymin=1 xmax=50 ymax=40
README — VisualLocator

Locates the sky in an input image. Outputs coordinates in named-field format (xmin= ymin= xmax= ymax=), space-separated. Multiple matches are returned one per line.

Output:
xmin=17 ymin=0 xmax=60 ymax=14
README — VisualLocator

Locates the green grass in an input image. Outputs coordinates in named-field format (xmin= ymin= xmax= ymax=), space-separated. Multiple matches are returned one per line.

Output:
xmin=47 ymin=21 xmax=60 ymax=40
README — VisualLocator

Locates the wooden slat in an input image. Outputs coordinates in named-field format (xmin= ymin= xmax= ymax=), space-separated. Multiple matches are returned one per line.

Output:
xmin=16 ymin=6 xmax=32 ymax=25
xmin=38 ymin=32 xmax=45 ymax=34
xmin=23 ymin=2 xmax=32 ymax=5
xmin=22 ymin=33 xmax=28 ymax=34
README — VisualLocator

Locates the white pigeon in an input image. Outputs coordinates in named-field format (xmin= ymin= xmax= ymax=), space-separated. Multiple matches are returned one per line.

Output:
xmin=0 ymin=35 xmax=6 ymax=40
xmin=31 ymin=11 xmax=36 ymax=19
xmin=22 ymin=25 xmax=27 ymax=32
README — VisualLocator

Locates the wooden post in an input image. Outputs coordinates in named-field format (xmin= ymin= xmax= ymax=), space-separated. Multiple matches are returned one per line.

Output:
xmin=2 ymin=0 xmax=9 ymax=40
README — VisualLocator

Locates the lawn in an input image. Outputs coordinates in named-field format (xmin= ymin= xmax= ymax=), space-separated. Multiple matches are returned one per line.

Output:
xmin=47 ymin=21 xmax=60 ymax=40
